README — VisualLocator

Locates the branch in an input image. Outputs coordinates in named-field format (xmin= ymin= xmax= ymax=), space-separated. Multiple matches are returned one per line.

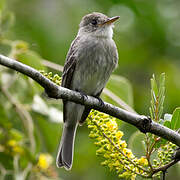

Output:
xmin=0 ymin=54 xmax=180 ymax=147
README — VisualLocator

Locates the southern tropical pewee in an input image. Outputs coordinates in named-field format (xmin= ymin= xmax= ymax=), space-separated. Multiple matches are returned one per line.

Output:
xmin=56 ymin=12 xmax=119 ymax=170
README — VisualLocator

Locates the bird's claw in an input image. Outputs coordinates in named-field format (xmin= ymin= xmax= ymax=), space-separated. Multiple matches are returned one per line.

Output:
xmin=76 ymin=90 xmax=88 ymax=103
xmin=95 ymin=96 xmax=104 ymax=107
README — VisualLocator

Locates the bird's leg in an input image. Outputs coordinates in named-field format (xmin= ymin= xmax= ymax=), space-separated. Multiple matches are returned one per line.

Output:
xmin=75 ymin=89 xmax=88 ymax=104
xmin=94 ymin=96 xmax=105 ymax=107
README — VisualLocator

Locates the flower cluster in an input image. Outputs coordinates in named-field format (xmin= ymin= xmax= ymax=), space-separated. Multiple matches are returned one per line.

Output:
xmin=0 ymin=128 xmax=25 ymax=156
xmin=32 ymin=153 xmax=58 ymax=179
xmin=153 ymin=142 xmax=176 ymax=168
xmin=39 ymin=70 xmax=62 ymax=86
xmin=6 ymin=139 xmax=24 ymax=155
xmin=87 ymin=110 xmax=150 ymax=179
xmin=37 ymin=153 xmax=53 ymax=170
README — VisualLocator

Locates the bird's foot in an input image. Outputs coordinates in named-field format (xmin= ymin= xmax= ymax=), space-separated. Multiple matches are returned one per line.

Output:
xmin=75 ymin=89 xmax=88 ymax=104
xmin=95 ymin=96 xmax=105 ymax=107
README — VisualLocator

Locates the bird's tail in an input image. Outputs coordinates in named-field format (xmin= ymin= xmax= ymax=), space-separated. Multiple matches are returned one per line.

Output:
xmin=56 ymin=123 xmax=78 ymax=170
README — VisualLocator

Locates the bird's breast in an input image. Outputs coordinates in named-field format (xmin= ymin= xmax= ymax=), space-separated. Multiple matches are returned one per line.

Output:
xmin=72 ymin=37 xmax=118 ymax=95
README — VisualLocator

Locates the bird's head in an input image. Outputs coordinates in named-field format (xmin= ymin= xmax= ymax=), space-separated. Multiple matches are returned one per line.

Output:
xmin=78 ymin=12 xmax=119 ymax=39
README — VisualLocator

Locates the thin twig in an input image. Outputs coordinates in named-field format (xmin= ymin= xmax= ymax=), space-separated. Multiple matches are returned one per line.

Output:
xmin=13 ymin=155 xmax=19 ymax=174
xmin=21 ymin=164 xmax=32 ymax=180
xmin=42 ymin=59 xmax=64 ymax=72
xmin=162 ymin=171 xmax=166 ymax=180
xmin=152 ymin=159 xmax=179 ymax=175
xmin=103 ymin=88 xmax=137 ymax=114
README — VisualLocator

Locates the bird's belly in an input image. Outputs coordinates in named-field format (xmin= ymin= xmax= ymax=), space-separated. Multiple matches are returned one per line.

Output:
xmin=72 ymin=56 xmax=114 ymax=95
xmin=80 ymin=70 xmax=105 ymax=95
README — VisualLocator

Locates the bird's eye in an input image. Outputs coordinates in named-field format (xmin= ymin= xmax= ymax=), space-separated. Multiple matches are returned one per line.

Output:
xmin=91 ymin=19 xmax=97 ymax=25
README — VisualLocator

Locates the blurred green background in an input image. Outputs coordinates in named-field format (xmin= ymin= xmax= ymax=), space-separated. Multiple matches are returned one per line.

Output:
xmin=0 ymin=0 xmax=180 ymax=179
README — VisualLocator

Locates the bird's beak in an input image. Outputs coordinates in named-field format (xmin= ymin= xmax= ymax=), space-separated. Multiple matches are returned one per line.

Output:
xmin=100 ymin=16 xmax=120 ymax=26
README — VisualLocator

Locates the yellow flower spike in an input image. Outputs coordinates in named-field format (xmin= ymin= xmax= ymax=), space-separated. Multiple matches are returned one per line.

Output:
xmin=131 ymin=174 xmax=136 ymax=180
xmin=104 ymin=153 xmax=110 ymax=158
xmin=115 ymin=131 xmax=124 ymax=139
xmin=119 ymin=140 xmax=127 ymax=149
xmin=102 ymin=114 xmax=110 ymax=118
xmin=106 ymin=120 xmax=118 ymax=131
xmin=37 ymin=153 xmax=53 ymax=170
xmin=138 ymin=156 xmax=148 ymax=166
xmin=123 ymin=148 xmax=134 ymax=158
xmin=7 ymin=140 xmax=17 ymax=147
xmin=113 ymin=160 xmax=120 ymax=167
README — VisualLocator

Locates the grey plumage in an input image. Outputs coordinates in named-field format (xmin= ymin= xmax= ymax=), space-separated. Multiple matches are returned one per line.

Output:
xmin=56 ymin=12 xmax=119 ymax=170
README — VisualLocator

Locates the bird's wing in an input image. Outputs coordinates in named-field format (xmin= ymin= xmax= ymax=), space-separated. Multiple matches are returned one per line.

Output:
xmin=61 ymin=36 xmax=80 ymax=88
xmin=61 ymin=36 xmax=80 ymax=123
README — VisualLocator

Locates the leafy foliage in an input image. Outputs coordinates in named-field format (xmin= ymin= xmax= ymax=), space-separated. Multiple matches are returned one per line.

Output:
xmin=149 ymin=73 xmax=165 ymax=122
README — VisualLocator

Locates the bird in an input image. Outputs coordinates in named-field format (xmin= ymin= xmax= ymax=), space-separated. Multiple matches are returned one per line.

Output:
xmin=56 ymin=12 xmax=119 ymax=170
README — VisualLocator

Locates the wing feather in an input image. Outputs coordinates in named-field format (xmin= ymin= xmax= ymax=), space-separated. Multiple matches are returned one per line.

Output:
xmin=61 ymin=36 xmax=80 ymax=122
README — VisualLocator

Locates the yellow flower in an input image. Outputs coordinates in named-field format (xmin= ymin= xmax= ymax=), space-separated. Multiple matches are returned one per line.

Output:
xmin=119 ymin=140 xmax=127 ymax=149
xmin=131 ymin=174 xmax=136 ymax=180
xmin=138 ymin=156 xmax=148 ymax=166
xmin=123 ymin=148 xmax=134 ymax=158
xmin=115 ymin=131 xmax=124 ymax=139
xmin=102 ymin=114 xmax=110 ymax=118
xmin=37 ymin=153 xmax=53 ymax=170
xmin=106 ymin=120 xmax=117 ymax=130
xmin=113 ymin=160 xmax=120 ymax=167
xmin=13 ymin=146 xmax=24 ymax=154
xmin=7 ymin=140 xmax=17 ymax=147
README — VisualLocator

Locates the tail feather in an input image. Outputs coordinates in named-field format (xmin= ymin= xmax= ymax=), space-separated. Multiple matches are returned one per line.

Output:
xmin=56 ymin=124 xmax=77 ymax=170
xmin=57 ymin=102 xmax=84 ymax=169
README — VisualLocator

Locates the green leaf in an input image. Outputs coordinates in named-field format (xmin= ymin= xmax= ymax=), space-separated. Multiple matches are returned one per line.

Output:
xmin=150 ymin=74 xmax=158 ymax=96
xmin=171 ymin=107 xmax=180 ymax=130
xmin=163 ymin=114 xmax=172 ymax=129
xmin=103 ymin=75 xmax=133 ymax=107
xmin=16 ymin=50 xmax=46 ymax=70
xmin=128 ymin=131 xmax=146 ymax=157
xmin=149 ymin=73 xmax=166 ymax=121
xmin=159 ymin=72 xmax=165 ymax=91
xmin=149 ymin=107 xmax=153 ymax=120
xmin=164 ymin=121 xmax=171 ymax=129
xmin=164 ymin=113 xmax=172 ymax=121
